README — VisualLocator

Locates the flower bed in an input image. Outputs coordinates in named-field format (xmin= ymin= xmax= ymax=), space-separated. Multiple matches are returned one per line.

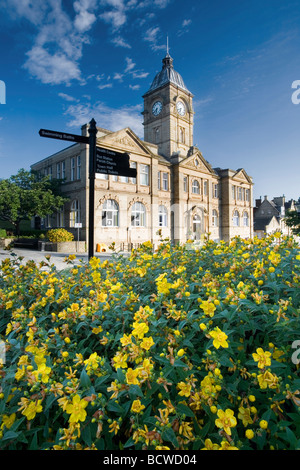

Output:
xmin=0 ymin=234 xmax=299 ymax=450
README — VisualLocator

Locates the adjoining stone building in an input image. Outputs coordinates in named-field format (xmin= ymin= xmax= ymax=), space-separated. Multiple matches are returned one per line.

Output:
xmin=254 ymin=195 xmax=297 ymax=238
xmin=31 ymin=52 xmax=253 ymax=250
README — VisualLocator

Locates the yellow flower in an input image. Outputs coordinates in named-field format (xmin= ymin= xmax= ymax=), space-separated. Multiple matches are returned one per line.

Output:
xmin=112 ymin=352 xmax=128 ymax=370
xmin=125 ymin=368 xmax=140 ymax=385
xmin=200 ymin=300 xmax=216 ymax=317
xmin=120 ymin=333 xmax=132 ymax=346
xmin=140 ymin=336 xmax=155 ymax=351
xmin=177 ymin=381 xmax=192 ymax=397
xmin=209 ymin=327 xmax=229 ymax=349
xmin=132 ymin=321 xmax=149 ymax=339
xmin=238 ymin=406 xmax=253 ymax=427
xmin=131 ymin=399 xmax=145 ymax=413
xmin=257 ymin=370 xmax=278 ymax=389
xmin=1 ymin=413 xmax=16 ymax=430
xmin=18 ymin=398 xmax=43 ymax=421
xmin=252 ymin=348 xmax=271 ymax=369
xmin=259 ymin=420 xmax=268 ymax=429
xmin=65 ymin=395 xmax=88 ymax=423
xmin=179 ymin=421 xmax=194 ymax=440
xmin=177 ymin=348 xmax=185 ymax=357
xmin=202 ymin=438 xmax=219 ymax=450
xmin=245 ymin=429 xmax=254 ymax=439
xmin=32 ymin=363 xmax=52 ymax=384
xmin=215 ymin=408 xmax=237 ymax=435
xmin=109 ymin=420 xmax=120 ymax=435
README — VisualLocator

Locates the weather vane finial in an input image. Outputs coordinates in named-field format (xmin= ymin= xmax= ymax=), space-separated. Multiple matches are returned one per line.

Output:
xmin=167 ymin=35 xmax=169 ymax=54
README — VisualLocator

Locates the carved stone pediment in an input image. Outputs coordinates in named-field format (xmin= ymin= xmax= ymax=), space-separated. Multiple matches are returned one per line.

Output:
xmin=97 ymin=128 xmax=152 ymax=157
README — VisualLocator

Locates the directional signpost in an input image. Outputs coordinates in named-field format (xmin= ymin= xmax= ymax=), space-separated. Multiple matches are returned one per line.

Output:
xmin=39 ymin=118 xmax=137 ymax=260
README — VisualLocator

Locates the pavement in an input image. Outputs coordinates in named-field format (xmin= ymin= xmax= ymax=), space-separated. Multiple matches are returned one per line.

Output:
xmin=0 ymin=248 xmax=125 ymax=271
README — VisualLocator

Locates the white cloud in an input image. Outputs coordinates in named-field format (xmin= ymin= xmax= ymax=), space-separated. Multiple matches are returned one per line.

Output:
xmin=129 ymin=84 xmax=140 ymax=90
xmin=111 ymin=36 xmax=131 ymax=48
xmin=58 ymin=92 xmax=78 ymax=102
xmin=99 ymin=8 xmax=127 ymax=30
xmin=9 ymin=0 xmax=98 ymax=86
xmin=64 ymin=101 xmax=144 ymax=137
xmin=124 ymin=57 xmax=136 ymax=73
xmin=98 ymin=83 xmax=113 ymax=89
xmin=24 ymin=46 xmax=82 ymax=85
xmin=144 ymin=26 xmax=165 ymax=51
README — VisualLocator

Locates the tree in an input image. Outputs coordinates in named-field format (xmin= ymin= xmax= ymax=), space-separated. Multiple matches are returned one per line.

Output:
xmin=284 ymin=210 xmax=300 ymax=235
xmin=0 ymin=169 xmax=68 ymax=236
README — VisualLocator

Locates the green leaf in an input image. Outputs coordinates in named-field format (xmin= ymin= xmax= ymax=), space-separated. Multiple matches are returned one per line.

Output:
xmin=80 ymin=368 xmax=91 ymax=388
xmin=176 ymin=403 xmax=195 ymax=418
xmin=129 ymin=384 xmax=144 ymax=398
xmin=161 ymin=427 xmax=178 ymax=448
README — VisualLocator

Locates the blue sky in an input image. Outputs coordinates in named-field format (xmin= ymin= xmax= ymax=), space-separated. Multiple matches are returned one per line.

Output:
xmin=0 ymin=0 xmax=299 ymax=201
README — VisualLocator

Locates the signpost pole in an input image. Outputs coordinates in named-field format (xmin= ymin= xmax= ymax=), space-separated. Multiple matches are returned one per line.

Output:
xmin=88 ymin=118 xmax=97 ymax=260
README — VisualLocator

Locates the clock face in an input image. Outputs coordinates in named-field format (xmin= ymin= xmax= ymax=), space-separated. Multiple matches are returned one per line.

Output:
xmin=176 ymin=100 xmax=186 ymax=116
xmin=152 ymin=101 xmax=162 ymax=116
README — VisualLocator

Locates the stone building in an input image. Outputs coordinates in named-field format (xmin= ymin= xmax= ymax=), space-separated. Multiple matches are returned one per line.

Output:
xmin=31 ymin=52 xmax=253 ymax=251
xmin=254 ymin=195 xmax=297 ymax=238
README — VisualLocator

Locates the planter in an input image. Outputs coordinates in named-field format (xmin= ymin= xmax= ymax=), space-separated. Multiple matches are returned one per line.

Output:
xmin=38 ymin=240 xmax=86 ymax=253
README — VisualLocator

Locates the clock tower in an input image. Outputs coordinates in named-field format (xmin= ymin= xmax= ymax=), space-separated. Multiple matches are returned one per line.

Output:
xmin=142 ymin=52 xmax=194 ymax=160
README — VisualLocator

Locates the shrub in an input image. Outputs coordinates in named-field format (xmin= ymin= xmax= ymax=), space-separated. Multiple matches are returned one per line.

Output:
xmin=0 ymin=229 xmax=7 ymax=238
xmin=0 ymin=234 xmax=299 ymax=450
xmin=46 ymin=228 xmax=74 ymax=243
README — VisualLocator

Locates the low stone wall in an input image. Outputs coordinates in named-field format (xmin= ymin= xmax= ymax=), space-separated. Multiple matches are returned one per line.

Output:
xmin=0 ymin=238 xmax=14 ymax=248
xmin=38 ymin=241 xmax=86 ymax=253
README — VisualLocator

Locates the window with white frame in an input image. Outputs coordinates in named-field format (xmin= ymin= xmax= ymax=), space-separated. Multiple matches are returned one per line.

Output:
xmin=140 ymin=164 xmax=149 ymax=186
xmin=243 ymin=211 xmax=249 ymax=226
xmin=245 ymin=189 xmax=250 ymax=202
xmin=192 ymin=179 xmax=200 ymax=194
xmin=233 ymin=210 xmax=240 ymax=226
xmin=102 ymin=199 xmax=119 ymax=227
xmin=77 ymin=155 xmax=81 ymax=180
xmin=56 ymin=162 xmax=61 ymax=180
xmin=130 ymin=161 xmax=136 ymax=184
xmin=183 ymin=176 xmax=187 ymax=192
xmin=213 ymin=183 xmax=218 ymax=198
xmin=71 ymin=157 xmax=75 ymax=181
xmin=62 ymin=161 xmax=66 ymax=180
xmin=158 ymin=171 xmax=161 ymax=190
xmin=232 ymin=185 xmax=236 ymax=200
xmin=131 ymin=202 xmax=146 ymax=227
xmin=212 ymin=209 xmax=218 ymax=227
xmin=203 ymin=180 xmax=207 ymax=196
xmin=57 ymin=208 xmax=64 ymax=228
xmin=70 ymin=200 xmax=80 ymax=227
xmin=162 ymin=172 xmax=168 ymax=191
xmin=158 ymin=205 xmax=168 ymax=227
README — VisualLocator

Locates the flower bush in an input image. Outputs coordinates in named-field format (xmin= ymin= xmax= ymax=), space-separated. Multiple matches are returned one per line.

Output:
xmin=46 ymin=228 xmax=74 ymax=243
xmin=0 ymin=234 xmax=299 ymax=450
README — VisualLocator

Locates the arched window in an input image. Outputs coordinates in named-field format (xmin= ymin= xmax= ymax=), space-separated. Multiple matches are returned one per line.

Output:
xmin=233 ymin=210 xmax=240 ymax=227
xmin=243 ymin=211 xmax=249 ymax=227
xmin=70 ymin=200 xmax=80 ymax=227
xmin=192 ymin=179 xmax=200 ymax=194
xmin=212 ymin=209 xmax=218 ymax=227
xmin=131 ymin=202 xmax=146 ymax=227
xmin=102 ymin=199 xmax=119 ymax=227
xmin=158 ymin=205 xmax=168 ymax=227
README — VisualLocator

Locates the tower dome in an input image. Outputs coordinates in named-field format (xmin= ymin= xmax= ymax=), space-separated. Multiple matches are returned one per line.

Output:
xmin=144 ymin=53 xmax=190 ymax=95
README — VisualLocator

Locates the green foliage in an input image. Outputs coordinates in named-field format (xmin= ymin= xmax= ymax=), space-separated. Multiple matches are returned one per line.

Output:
xmin=284 ymin=210 xmax=300 ymax=235
xmin=0 ymin=169 xmax=68 ymax=235
xmin=0 ymin=234 xmax=299 ymax=450
xmin=0 ymin=229 xmax=7 ymax=238
xmin=46 ymin=229 xmax=74 ymax=243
